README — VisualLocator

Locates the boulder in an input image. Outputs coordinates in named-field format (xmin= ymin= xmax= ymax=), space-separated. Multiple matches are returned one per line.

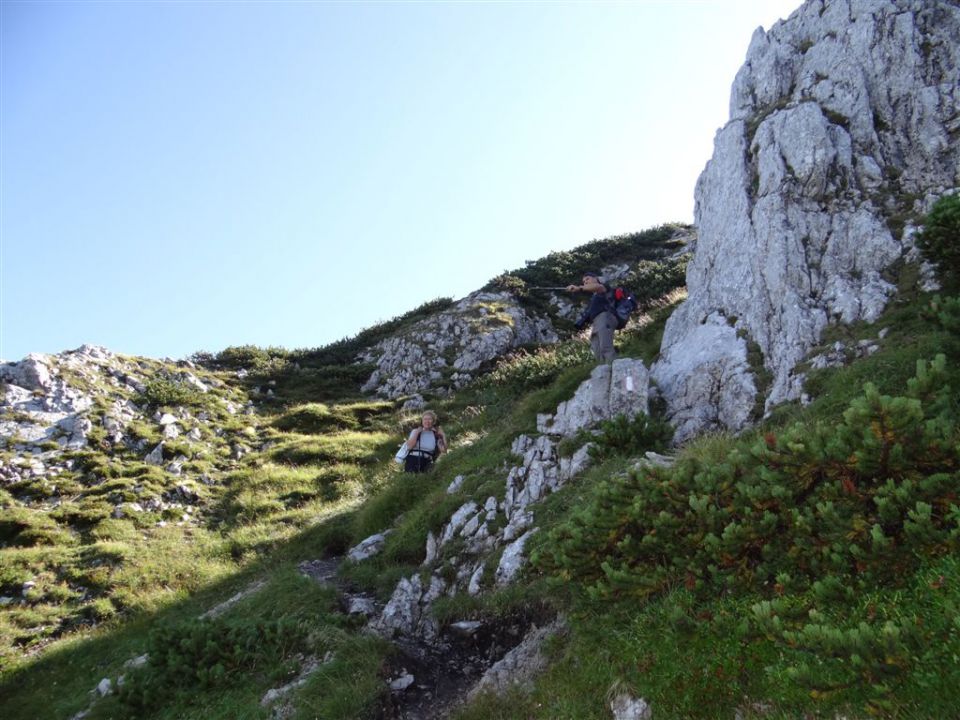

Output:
xmin=537 ymin=358 xmax=649 ymax=437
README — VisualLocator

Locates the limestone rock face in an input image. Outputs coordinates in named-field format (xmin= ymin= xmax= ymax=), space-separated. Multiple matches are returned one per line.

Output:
xmin=653 ymin=0 xmax=960 ymax=441
xmin=359 ymin=291 xmax=557 ymax=399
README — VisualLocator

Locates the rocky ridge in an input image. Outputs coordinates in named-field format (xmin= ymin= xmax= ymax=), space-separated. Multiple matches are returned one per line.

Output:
xmin=359 ymin=291 xmax=558 ymax=400
xmin=652 ymin=0 xmax=960 ymax=441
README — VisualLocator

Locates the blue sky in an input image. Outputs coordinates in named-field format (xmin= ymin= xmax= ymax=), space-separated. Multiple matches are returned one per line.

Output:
xmin=1 ymin=0 xmax=800 ymax=362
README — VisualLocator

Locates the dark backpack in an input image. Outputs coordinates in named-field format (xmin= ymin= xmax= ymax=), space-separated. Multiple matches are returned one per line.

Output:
xmin=607 ymin=287 xmax=638 ymax=329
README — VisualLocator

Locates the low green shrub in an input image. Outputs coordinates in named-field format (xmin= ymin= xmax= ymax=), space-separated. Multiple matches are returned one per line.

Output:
xmin=916 ymin=193 xmax=960 ymax=291
xmin=141 ymin=379 xmax=207 ymax=408
xmin=586 ymin=412 xmax=673 ymax=463
xmin=118 ymin=615 xmax=306 ymax=709
xmin=537 ymin=355 xmax=959 ymax=602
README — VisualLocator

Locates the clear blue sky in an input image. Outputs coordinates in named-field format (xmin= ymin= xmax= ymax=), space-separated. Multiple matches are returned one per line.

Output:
xmin=1 ymin=0 xmax=800 ymax=362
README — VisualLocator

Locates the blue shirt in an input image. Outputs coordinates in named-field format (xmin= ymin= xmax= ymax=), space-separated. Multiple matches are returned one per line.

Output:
xmin=580 ymin=286 xmax=611 ymax=323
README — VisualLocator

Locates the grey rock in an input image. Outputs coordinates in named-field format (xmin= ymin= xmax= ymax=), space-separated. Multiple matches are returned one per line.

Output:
xmin=347 ymin=531 xmax=393 ymax=563
xmin=446 ymin=475 xmax=465 ymax=494
xmin=144 ymin=443 xmax=164 ymax=465
xmin=654 ymin=0 xmax=960 ymax=439
xmin=401 ymin=394 xmax=426 ymax=411
xmin=495 ymin=529 xmax=537 ymax=586
xmin=180 ymin=372 xmax=209 ymax=393
xmin=468 ymin=619 xmax=565 ymax=700
xmin=373 ymin=575 xmax=424 ymax=637
xmin=360 ymin=291 xmax=558 ymax=399
xmin=345 ymin=595 xmax=377 ymax=616
xmin=389 ymin=672 xmax=415 ymax=691
xmin=423 ymin=531 xmax=438 ymax=566
xmin=610 ymin=692 xmax=652 ymax=720
xmin=559 ymin=443 xmax=594 ymax=482
xmin=440 ymin=502 xmax=480 ymax=546
xmin=0 ymin=354 xmax=55 ymax=392
xmin=124 ymin=654 xmax=150 ymax=670
xmin=162 ymin=423 xmax=181 ymax=439
xmin=449 ymin=620 xmax=484 ymax=637
xmin=260 ymin=656 xmax=323 ymax=707
xmin=201 ymin=580 xmax=268 ymax=620
xmin=468 ymin=564 xmax=485 ymax=596
xmin=538 ymin=359 xmax=649 ymax=437
xmin=96 ymin=678 xmax=113 ymax=697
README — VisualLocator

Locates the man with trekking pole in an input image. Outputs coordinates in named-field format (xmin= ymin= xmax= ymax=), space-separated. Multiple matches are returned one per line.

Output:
xmin=566 ymin=272 xmax=617 ymax=364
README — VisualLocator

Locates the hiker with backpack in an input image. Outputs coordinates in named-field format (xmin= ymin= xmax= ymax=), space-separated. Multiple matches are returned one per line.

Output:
xmin=402 ymin=410 xmax=447 ymax=473
xmin=567 ymin=272 xmax=636 ymax=364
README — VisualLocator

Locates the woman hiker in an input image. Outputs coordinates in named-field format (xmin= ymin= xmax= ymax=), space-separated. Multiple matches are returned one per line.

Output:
xmin=403 ymin=410 xmax=447 ymax=473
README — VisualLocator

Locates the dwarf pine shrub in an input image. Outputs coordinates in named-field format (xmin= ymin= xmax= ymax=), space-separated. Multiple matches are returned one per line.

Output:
xmin=586 ymin=412 xmax=673 ymax=463
xmin=118 ymin=616 xmax=306 ymax=709
xmin=536 ymin=355 xmax=959 ymax=602
xmin=141 ymin=378 xmax=207 ymax=408
xmin=916 ymin=193 xmax=960 ymax=291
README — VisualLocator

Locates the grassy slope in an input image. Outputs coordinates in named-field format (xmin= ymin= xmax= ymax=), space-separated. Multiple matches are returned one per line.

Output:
xmin=2 ymin=225 xmax=957 ymax=719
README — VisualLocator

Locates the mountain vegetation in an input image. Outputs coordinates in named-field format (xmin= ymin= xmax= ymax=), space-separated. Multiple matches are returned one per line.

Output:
xmin=1 ymin=205 xmax=958 ymax=718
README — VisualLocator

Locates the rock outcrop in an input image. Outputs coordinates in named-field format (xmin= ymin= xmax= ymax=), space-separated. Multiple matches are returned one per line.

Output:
xmin=359 ymin=291 xmax=557 ymax=399
xmin=369 ymin=359 xmax=652 ymax=645
xmin=537 ymin=358 xmax=649 ymax=437
xmin=654 ymin=0 xmax=960 ymax=441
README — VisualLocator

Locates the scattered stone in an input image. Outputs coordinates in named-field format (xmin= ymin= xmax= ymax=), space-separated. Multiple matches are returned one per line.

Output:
xmin=423 ymin=531 xmax=438 ymax=566
xmin=610 ymin=691 xmax=652 ymax=720
xmin=96 ymin=678 xmax=113 ymax=697
xmin=124 ymin=654 xmax=149 ymax=669
xmin=344 ymin=595 xmax=377 ymax=616
xmin=468 ymin=620 xmax=565 ymax=700
xmin=495 ymin=529 xmax=537 ymax=586
xmin=347 ymin=531 xmax=393 ymax=563
xmin=297 ymin=558 xmax=341 ymax=585
xmin=144 ymin=443 xmax=165 ymax=465
xmin=260 ymin=655 xmax=324 ymax=707
xmin=389 ymin=672 xmax=415 ymax=692
xmin=446 ymin=475 xmax=465 ymax=494
xmin=201 ymin=580 xmax=268 ymax=619
xmin=449 ymin=620 xmax=484 ymax=637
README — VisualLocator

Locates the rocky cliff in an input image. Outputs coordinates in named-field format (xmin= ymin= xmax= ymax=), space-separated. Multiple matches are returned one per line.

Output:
xmin=653 ymin=0 xmax=959 ymax=441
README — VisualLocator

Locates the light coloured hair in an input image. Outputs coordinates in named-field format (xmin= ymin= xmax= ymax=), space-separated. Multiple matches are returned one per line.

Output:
xmin=422 ymin=410 xmax=438 ymax=424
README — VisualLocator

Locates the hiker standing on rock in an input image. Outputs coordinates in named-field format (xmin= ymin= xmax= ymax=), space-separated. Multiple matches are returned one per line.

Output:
xmin=568 ymin=271 xmax=617 ymax=364
xmin=404 ymin=410 xmax=446 ymax=473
